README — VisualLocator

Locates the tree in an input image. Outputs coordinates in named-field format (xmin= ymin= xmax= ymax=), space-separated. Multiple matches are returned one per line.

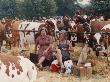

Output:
xmin=90 ymin=0 xmax=110 ymax=19
xmin=17 ymin=0 xmax=57 ymax=18
xmin=55 ymin=0 xmax=80 ymax=16
xmin=0 ymin=0 xmax=17 ymax=18
xmin=21 ymin=0 xmax=34 ymax=19
xmin=32 ymin=0 xmax=43 ymax=16
xmin=40 ymin=0 xmax=57 ymax=16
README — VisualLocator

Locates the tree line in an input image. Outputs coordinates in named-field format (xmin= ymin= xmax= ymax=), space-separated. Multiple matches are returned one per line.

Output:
xmin=0 ymin=0 xmax=110 ymax=19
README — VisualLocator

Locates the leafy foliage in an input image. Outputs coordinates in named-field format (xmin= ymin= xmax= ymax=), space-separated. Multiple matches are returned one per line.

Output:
xmin=0 ymin=0 xmax=17 ymax=18
xmin=90 ymin=0 xmax=110 ymax=19
xmin=0 ymin=0 xmax=110 ymax=19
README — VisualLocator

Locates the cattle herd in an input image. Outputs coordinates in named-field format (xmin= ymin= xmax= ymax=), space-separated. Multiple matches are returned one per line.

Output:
xmin=0 ymin=14 xmax=110 ymax=81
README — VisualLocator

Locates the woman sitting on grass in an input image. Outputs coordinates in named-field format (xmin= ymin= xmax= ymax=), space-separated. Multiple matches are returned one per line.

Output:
xmin=52 ymin=30 xmax=73 ymax=72
xmin=35 ymin=28 xmax=53 ymax=70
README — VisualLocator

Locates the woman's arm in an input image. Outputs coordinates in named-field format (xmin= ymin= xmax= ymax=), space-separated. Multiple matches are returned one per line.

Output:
xmin=44 ymin=36 xmax=53 ymax=52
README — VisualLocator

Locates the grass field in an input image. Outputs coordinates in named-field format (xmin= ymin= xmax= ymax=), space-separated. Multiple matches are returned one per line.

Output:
xmin=2 ymin=44 xmax=110 ymax=82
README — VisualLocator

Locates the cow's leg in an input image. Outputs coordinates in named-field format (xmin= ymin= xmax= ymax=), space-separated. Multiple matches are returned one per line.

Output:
xmin=14 ymin=35 xmax=20 ymax=48
xmin=9 ymin=42 xmax=12 ymax=49
xmin=13 ymin=38 xmax=19 ymax=48
xmin=12 ymin=38 xmax=15 ymax=47
xmin=5 ymin=40 xmax=8 ymax=49
xmin=17 ymin=39 xmax=20 ymax=48
xmin=96 ymin=51 xmax=99 ymax=58
xmin=16 ymin=39 xmax=19 ymax=48
xmin=0 ymin=41 xmax=3 ymax=51
xmin=20 ymin=38 xmax=26 ymax=50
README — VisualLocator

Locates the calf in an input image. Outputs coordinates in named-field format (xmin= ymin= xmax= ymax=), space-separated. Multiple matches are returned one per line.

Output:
xmin=87 ymin=24 xmax=110 ymax=57
xmin=0 ymin=53 xmax=37 ymax=82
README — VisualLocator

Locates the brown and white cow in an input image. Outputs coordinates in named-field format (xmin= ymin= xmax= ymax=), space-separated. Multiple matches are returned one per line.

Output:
xmin=72 ymin=19 xmax=110 ymax=57
xmin=0 ymin=21 xmax=7 ymax=51
xmin=0 ymin=53 xmax=37 ymax=82
xmin=11 ymin=20 xmax=21 ymax=47
xmin=91 ymin=24 xmax=110 ymax=50
xmin=86 ymin=21 xmax=110 ymax=57
xmin=0 ymin=19 xmax=21 ymax=49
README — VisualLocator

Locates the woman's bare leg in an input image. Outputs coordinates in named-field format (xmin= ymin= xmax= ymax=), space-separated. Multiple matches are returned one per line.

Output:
xmin=37 ymin=56 xmax=46 ymax=67
xmin=55 ymin=49 xmax=64 ymax=68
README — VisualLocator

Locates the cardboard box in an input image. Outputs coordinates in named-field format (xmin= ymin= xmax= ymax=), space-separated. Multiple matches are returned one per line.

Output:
xmin=73 ymin=65 xmax=86 ymax=77
xmin=85 ymin=66 xmax=92 ymax=78
xmin=73 ymin=65 xmax=92 ymax=78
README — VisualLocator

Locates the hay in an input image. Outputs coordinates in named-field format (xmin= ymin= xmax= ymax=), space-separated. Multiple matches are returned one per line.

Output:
xmin=35 ymin=70 xmax=110 ymax=82
xmin=2 ymin=43 xmax=110 ymax=82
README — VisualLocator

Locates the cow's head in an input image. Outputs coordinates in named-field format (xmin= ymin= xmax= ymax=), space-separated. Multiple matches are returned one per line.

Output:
xmin=92 ymin=32 xmax=105 ymax=51
xmin=83 ymin=22 xmax=91 ymax=32
xmin=45 ymin=20 xmax=55 ymax=36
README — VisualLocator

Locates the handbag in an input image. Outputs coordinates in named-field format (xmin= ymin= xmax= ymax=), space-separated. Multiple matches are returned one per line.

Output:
xmin=29 ymin=53 xmax=38 ymax=64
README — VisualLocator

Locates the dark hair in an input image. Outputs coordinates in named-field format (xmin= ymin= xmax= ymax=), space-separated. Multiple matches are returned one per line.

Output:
xmin=39 ymin=28 xmax=48 ymax=35
xmin=35 ymin=28 xmax=48 ymax=39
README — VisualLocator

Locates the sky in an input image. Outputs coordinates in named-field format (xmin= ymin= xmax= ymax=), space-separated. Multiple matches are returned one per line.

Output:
xmin=77 ymin=0 xmax=91 ymax=5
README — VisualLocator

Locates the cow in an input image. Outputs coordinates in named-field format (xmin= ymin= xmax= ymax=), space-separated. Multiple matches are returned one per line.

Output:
xmin=11 ymin=20 xmax=21 ymax=47
xmin=0 ymin=19 xmax=21 ymax=49
xmin=4 ymin=19 xmax=14 ymax=49
xmin=18 ymin=22 xmax=45 ymax=50
xmin=56 ymin=17 xmax=76 ymax=45
xmin=0 ymin=21 xmax=7 ymax=51
xmin=90 ymin=24 xmax=110 ymax=51
xmin=71 ymin=19 xmax=110 ymax=57
xmin=0 ymin=53 xmax=37 ymax=82
xmin=72 ymin=18 xmax=109 ymax=43
xmin=72 ymin=20 xmax=91 ymax=43
xmin=85 ymin=21 xmax=110 ymax=57
xmin=18 ymin=18 xmax=60 ymax=51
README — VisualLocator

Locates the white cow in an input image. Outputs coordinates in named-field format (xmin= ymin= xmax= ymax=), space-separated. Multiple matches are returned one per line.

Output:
xmin=0 ymin=53 xmax=37 ymax=82
xmin=18 ymin=22 xmax=45 ymax=50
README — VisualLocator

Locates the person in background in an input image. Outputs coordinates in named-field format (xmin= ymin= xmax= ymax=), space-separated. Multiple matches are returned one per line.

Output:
xmin=77 ymin=44 xmax=90 ymax=65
